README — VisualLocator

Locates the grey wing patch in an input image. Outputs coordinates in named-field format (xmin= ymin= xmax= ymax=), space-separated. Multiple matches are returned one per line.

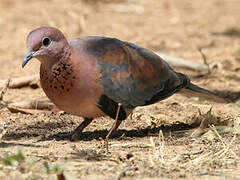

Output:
xmin=98 ymin=60 xmax=166 ymax=109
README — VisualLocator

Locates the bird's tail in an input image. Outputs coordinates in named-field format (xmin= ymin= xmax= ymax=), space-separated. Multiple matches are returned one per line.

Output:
xmin=175 ymin=72 xmax=229 ymax=103
xmin=179 ymin=82 xmax=229 ymax=103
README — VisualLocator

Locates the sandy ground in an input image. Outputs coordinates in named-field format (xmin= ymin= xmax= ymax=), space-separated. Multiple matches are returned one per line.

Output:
xmin=0 ymin=0 xmax=240 ymax=179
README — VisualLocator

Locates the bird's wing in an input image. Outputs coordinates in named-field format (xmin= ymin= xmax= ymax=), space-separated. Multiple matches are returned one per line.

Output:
xmin=69 ymin=37 xmax=189 ymax=109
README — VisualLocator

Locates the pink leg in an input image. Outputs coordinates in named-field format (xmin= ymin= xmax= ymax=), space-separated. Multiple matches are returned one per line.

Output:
xmin=58 ymin=118 xmax=93 ymax=140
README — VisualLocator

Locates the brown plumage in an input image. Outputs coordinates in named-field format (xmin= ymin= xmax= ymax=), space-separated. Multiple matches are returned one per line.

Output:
xmin=22 ymin=26 xmax=227 ymax=141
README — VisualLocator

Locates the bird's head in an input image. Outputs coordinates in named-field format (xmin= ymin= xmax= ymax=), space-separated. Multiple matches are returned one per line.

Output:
xmin=22 ymin=26 xmax=69 ymax=68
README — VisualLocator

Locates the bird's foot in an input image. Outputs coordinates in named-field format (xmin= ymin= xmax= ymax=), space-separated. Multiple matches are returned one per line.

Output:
xmin=55 ymin=118 xmax=93 ymax=141
xmin=55 ymin=130 xmax=81 ymax=141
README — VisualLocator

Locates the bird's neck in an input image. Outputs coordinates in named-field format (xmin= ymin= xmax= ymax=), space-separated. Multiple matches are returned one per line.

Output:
xmin=56 ymin=45 xmax=72 ymax=63
xmin=41 ymin=45 xmax=72 ymax=71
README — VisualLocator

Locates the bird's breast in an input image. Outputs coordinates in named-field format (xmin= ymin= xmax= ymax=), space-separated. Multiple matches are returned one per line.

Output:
xmin=40 ymin=54 xmax=104 ymax=118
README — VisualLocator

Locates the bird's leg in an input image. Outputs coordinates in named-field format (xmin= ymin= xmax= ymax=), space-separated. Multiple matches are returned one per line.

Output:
xmin=58 ymin=118 xmax=93 ymax=141
xmin=70 ymin=117 xmax=94 ymax=141
xmin=105 ymin=103 xmax=122 ymax=152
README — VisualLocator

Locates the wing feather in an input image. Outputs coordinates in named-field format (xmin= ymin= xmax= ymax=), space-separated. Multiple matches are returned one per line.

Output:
xmin=70 ymin=37 xmax=187 ymax=109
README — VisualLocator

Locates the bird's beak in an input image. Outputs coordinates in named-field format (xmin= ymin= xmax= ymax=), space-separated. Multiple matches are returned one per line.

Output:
xmin=22 ymin=51 xmax=35 ymax=68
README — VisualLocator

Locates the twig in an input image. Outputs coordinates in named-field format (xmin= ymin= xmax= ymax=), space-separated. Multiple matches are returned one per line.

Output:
xmin=192 ymin=149 xmax=204 ymax=155
xmin=150 ymin=137 xmax=156 ymax=157
xmin=115 ymin=167 xmax=138 ymax=180
xmin=110 ymin=142 xmax=151 ymax=148
xmin=210 ymin=125 xmax=237 ymax=158
xmin=197 ymin=47 xmax=209 ymax=67
xmin=192 ymin=172 xmax=208 ymax=176
xmin=209 ymin=124 xmax=226 ymax=148
xmin=158 ymin=130 xmax=165 ymax=162
xmin=6 ymin=99 xmax=56 ymax=114
xmin=7 ymin=107 xmax=51 ymax=115
xmin=197 ymin=47 xmax=211 ymax=74
xmin=193 ymin=172 xmax=240 ymax=180
xmin=8 ymin=100 xmax=54 ymax=110
xmin=157 ymin=52 xmax=209 ymax=71
xmin=0 ymin=76 xmax=11 ymax=101
xmin=0 ymin=75 xmax=39 ymax=89
xmin=182 ymin=149 xmax=204 ymax=156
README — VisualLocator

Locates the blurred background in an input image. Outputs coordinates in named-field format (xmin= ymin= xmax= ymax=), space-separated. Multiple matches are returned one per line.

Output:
xmin=1 ymin=0 xmax=240 ymax=77
xmin=1 ymin=0 xmax=240 ymax=102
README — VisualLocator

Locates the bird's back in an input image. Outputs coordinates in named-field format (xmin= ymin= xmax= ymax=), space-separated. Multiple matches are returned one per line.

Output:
xmin=69 ymin=36 xmax=189 ymax=111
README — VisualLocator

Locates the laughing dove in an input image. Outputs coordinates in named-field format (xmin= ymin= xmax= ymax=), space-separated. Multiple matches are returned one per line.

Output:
xmin=22 ymin=27 xmax=227 ymax=141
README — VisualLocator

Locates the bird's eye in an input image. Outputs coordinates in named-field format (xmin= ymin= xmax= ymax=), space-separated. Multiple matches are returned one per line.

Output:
xmin=42 ymin=37 xmax=51 ymax=47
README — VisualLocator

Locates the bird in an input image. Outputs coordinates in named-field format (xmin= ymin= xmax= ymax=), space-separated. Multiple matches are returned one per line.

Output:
xmin=22 ymin=26 xmax=227 ymax=144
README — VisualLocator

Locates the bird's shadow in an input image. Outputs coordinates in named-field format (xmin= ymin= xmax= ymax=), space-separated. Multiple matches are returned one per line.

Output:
xmin=2 ymin=121 xmax=197 ymax=142
xmin=0 ymin=141 xmax=43 ymax=148
xmin=45 ymin=122 xmax=196 ymax=142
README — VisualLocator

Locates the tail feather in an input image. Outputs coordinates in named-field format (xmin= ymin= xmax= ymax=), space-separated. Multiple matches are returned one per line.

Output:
xmin=179 ymin=82 xmax=230 ymax=103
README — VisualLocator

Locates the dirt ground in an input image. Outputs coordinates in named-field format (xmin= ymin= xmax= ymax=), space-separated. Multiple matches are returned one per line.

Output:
xmin=0 ymin=0 xmax=240 ymax=179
